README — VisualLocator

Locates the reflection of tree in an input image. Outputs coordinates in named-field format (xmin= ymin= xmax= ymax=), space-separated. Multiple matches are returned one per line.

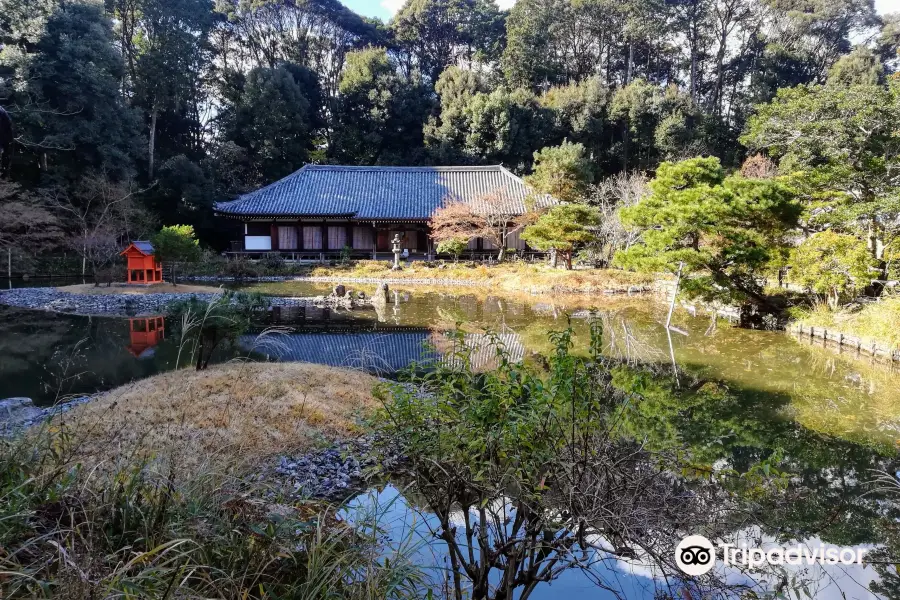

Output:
xmin=0 ymin=307 xmax=186 ymax=404
xmin=610 ymin=365 xmax=899 ymax=548
xmin=597 ymin=310 xmax=664 ymax=365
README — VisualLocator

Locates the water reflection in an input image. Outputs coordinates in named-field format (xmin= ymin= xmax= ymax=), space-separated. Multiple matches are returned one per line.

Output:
xmin=345 ymin=485 xmax=887 ymax=599
xmin=3 ymin=283 xmax=900 ymax=597
xmin=126 ymin=316 xmax=165 ymax=358
xmin=245 ymin=329 xmax=527 ymax=376
xmin=3 ymin=284 xmax=899 ymax=446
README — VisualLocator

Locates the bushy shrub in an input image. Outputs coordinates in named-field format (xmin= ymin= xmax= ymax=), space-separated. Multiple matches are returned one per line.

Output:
xmin=789 ymin=231 xmax=876 ymax=307
xmin=262 ymin=252 xmax=285 ymax=273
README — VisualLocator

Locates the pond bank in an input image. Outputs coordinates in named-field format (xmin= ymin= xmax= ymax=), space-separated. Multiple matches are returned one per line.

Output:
xmin=789 ymin=322 xmax=900 ymax=362
xmin=183 ymin=261 xmax=664 ymax=296
xmin=0 ymin=287 xmax=371 ymax=316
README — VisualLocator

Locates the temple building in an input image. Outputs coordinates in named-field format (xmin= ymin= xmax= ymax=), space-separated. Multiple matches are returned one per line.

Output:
xmin=213 ymin=165 xmax=554 ymax=258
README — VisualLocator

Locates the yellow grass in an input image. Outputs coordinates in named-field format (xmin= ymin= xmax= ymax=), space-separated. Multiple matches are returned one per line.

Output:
xmin=307 ymin=261 xmax=659 ymax=295
xmin=793 ymin=296 xmax=900 ymax=350
xmin=53 ymin=362 xmax=379 ymax=480
xmin=58 ymin=282 xmax=224 ymax=295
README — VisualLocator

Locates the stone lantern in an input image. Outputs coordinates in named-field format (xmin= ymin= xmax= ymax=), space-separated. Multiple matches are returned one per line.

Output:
xmin=391 ymin=233 xmax=403 ymax=270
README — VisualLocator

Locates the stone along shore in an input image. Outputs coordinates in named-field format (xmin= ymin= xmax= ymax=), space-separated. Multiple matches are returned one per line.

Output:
xmin=0 ymin=287 xmax=371 ymax=316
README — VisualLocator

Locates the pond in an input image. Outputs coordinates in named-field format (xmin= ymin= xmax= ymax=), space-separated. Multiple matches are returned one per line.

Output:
xmin=6 ymin=280 xmax=896 ymax=445
xmin=1 ymin=279 xmax=899 ymax=598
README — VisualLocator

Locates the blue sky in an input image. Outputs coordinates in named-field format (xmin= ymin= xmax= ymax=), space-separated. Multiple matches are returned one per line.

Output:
xmin=340 ymin=0 xmax=899 ymax=25
xmin=340 ymin=0 xmax=514 ymax=22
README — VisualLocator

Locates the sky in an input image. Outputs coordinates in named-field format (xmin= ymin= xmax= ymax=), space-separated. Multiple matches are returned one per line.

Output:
xmin=342 ymin=0 xmax=899 ymax=23
xmin=341 ymin=0 xmax=514 ymax=22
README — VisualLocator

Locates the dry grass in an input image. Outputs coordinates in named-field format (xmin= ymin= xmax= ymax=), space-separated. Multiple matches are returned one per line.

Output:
xmin=793 ymin=296 xmax=900 ymax=350
xmin=52 ymin=361 xmax=379 ymax=480
xmin=58 ymin=282 xmax=224 ymax=295
xmin=307 ymin=261 xmax=659 ymax=295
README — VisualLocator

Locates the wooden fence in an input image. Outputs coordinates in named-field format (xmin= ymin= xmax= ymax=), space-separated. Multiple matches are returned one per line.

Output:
xmin=789 ymin=322 xmax=900 ymax=362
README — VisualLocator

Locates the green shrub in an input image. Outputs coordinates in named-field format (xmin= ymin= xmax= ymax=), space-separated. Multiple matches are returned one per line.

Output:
xmin=372 ymin=324 xmax=694 ymax=598
xmin=789 ymin=231 xmax=876 ymax=307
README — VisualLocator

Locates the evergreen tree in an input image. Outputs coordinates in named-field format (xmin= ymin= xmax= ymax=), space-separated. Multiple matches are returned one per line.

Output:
xmin=128 ymin=0 xmax=214 ymax=179
xmin=391 ymin=0 xmax=504 ymax=83
xmin=742 ymin=78 xmax=900 ymax=263
xmin=16 ymin=3 xmax=143 ymax=183
xmin=218 ymin=64 xmax=318 ymax=184
xmin=521 ymin=204 xmax=599 ymax=268
xmin=525 ymin=141 xmax=594 ymax=202
xmin=615 ymin=157 xmax=800 ymax=307
xmin=330 ymin=47 xmax=433 ymax=164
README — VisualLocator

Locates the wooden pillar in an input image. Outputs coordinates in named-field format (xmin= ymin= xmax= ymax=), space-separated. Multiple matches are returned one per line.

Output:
xmin=270 ymin=223 xmax=279 ymax=251
xmin=321 ymin=223 xmax=328 ymax=251
xmin=299 ymin=222 xmax=305 ymax=251
xmin=346 ymin=223 xmax=353 ymax=250
xmin=372 ymin=223 xmax=377 ymax=260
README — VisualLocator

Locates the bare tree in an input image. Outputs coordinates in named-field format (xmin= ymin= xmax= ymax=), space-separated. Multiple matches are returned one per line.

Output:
xmin=584 ymin=172 xmax=648 ymax=266
xmin=43 ymin=173 xmax=154 ymax=285
xmin=75 ymin=226 xmax=122 ymax=286
xmin=0 ymin=181 xmax=63 ymax=276
xmin=740 ymin=153 xmax=777 ymax=179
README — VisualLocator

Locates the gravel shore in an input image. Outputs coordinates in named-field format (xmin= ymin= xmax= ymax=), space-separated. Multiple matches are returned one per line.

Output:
xmin=0 ymin=287 xmax=369 ymax=316
xmin=260 ymin=435 xmax=405 ymax=501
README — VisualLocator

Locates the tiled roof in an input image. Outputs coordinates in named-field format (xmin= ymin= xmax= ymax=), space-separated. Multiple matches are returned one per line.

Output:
xmin=122 ymin=241 xmax=154 ymax=255
xmin=240 ymin=330 xmax=525 ymax=376
xmin=214 ymin=165 xmax=555 ymax=220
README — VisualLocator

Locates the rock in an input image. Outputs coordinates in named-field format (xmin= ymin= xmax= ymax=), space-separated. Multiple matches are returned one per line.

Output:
xmin=0 ymin=395 xmax=94 ymax=436
xmin=0 ymin=397 xmax=42 ymax=430
xmin=265 ymin=433 xmax=404 ymax=501
xmin=371 ymin=283 xmax=389 ymax=305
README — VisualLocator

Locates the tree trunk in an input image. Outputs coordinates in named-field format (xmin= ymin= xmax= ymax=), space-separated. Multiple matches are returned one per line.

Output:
xmin=148 ymin=107 xmax=158 ymax=180
xmin=172 ymin=261 xmax=177 ymax=286
xmin=690 ymin=46 xmax=698 ymax=102
xmin=626 ymin=39 xmax=634 ymax=83
xmin=713 ymin=42 xmax=727 ymax=114
xmin=195 ymin=336 xmax=205 ymax=371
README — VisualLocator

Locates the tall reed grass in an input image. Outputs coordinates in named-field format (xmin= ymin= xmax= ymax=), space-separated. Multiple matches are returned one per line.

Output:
xmin=0 ymin=424 xmax=429 ymax=598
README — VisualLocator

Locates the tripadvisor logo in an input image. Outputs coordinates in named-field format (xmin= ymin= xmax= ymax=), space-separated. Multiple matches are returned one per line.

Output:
xmin=676 ymin=535 xmax=716 ymax=575
xmin=675 ymin=535 xmax=869 ymax=575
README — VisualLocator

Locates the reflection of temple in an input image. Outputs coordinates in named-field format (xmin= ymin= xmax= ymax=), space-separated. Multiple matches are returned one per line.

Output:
xmin=127 ymin=316 xmax=165 ymax=358
xmin=241 ymin=328 xmax=525 ymax=376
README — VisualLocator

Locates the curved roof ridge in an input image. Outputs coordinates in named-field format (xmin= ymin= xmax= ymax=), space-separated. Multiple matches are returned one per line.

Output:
xmin=213 ymin=163 xmax=557 ymax=219
xmin=305 ymin=164 xmax=506 ymax=172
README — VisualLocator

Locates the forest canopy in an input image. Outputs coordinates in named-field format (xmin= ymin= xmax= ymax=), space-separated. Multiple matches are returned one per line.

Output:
xmin=0 ymin=0 xmax=895 ymax=260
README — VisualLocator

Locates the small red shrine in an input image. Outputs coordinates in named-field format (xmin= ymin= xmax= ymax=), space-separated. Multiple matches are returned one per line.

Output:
xmin=121 ymin=241 xmax=162 ymax=284
xmin=127 ymin=316 xmax=165 ymax=358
